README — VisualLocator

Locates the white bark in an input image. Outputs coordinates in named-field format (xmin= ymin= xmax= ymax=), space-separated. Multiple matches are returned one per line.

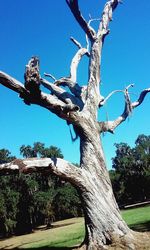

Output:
xmin=0 ymin=1 xmax=149 ymax=249
xmin=0 ymin=158 xmax=83 ymax=186
xmin=99 ymin=87 xmax=150 ymax=133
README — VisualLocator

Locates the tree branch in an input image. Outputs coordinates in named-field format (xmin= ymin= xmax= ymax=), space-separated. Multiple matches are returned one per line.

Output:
xmin=0 ymin=71 xmax=27 ymax=94
xmin=69 ymin=47 xmax=89 ymax=83
xmin=132 ymin=88 xmax=150 ymax=108
xmin=66 ymin=0 xmax=96 ymax=41
xmin=0 ymin=70 xmax=80 ymax=118
xmin=44 ymin=73 xmax=56 ymax=81
xmin=97 ymin=0 xmax=120 ymax=40
xmin=70 ymin=36 xmax=82 ymax=49
xmin=41 ymin=78 xmax=83 ymax=109
xmin=48 ymin=45 xmax=89 ymax=103
xmin=99 ymin=87 xmax=150 ymax=133
xmin=0 ymin=158 xmax=83 ymax=186
xmin=99 ymin=89 xmax=123 ymax=107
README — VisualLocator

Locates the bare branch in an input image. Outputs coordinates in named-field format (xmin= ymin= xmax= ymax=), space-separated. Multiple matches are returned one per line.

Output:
xmin=41 ymin=78 xmax=83 ymax=109
xmin=51 ymin=46 xmax=89 ymax=103
xmin=53 ymin=76 xmax=81 ymax=96
xmin=99 ymin=90 xmax=123 ymax=107
xmin=86 ymin=17 xmax=101 ymax=51
xmin=99 ymin=84 xmax=134 ymax=107
xmin=70 ymin=47 xmax=90 ymax=82
xmin=70 ymin=37 xmax=82 ymax=49
xmin=66 ymin=0 xmax=96 ymax=41
xmin=0 ymin=70 xmax=80 ymax=118
xmin=97 ymin=0 xmax=120 ymax=40
xmin=132 ymin=88 xmax=150 ymax=108
xmin=99 ymin=87 xmax=150 ymax=133
xmin=0 ymin=158 xmax=83 ymax=186
xmin=0 ymin=71 xmax=27 ymax=94
xmin=44 ymin=73 xmax=56 ymax=81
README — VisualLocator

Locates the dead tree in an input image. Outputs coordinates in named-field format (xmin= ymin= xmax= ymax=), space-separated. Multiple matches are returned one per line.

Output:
xmin=0 ymin=1 xmax=150 ymax=249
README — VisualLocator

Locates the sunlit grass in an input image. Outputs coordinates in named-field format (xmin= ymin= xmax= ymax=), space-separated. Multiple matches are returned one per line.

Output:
xmin=1 ymin=206 xmax=150 ymax=249
xmin=22 ymin=217 xmax=85 ymax=249
xmin=122 ymin=205 xmax=150 ymax=232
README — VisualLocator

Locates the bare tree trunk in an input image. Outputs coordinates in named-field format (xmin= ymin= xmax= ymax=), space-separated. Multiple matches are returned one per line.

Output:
xmin=74 ymin=123 xmax=134 ymax=249
xmin=0 ymin=0 xmax=150 ymax=249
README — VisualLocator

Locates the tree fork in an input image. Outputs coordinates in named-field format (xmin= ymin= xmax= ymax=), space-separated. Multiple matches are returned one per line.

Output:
xmin=0 ymin=0 xmax=150 ymax=249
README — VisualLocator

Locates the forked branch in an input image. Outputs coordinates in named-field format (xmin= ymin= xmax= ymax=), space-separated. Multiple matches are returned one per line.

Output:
xmin=0 ymin=69 xmax=80 ymax=118
xmin=44 ymin=43 xmax=89 ymax=102
xmin=99 ymin=87 xmax=150 ymax=133
xmin=66 ymin=0 xmax=96 ymax=41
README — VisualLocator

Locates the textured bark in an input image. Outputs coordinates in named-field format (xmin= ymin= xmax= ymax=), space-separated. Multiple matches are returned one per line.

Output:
xmin=0 ymin=1 xmax=149 ymax=249
xmin=75 ymin=119 xmax=134 ymax=249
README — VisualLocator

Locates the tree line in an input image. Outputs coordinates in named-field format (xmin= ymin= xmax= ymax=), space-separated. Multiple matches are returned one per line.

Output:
xmin=0 ymin=143 xmax=82 ymax=237
xmin=0 ymin=134 xmax=149 ymax=238
xmin=111 ymin=134 xmax=150 ymax=206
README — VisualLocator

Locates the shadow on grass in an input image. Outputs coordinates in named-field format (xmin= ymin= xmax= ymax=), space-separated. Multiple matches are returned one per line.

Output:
xmin=1 ymin=222 xmax=150 ymax=250
xmin=130 ymin=221 xmax=150 ymax=232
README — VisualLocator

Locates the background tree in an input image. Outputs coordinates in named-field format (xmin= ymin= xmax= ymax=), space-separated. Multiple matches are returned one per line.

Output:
xmin=0 ymin=146 xmax=81 ymax=237
xmin=0 ymin=1 xmax=150 ymax=249
xmin=0 ymin=149 xmax=15 ymax=164
xmin=111 ymin=135 xmax=150 ymax=206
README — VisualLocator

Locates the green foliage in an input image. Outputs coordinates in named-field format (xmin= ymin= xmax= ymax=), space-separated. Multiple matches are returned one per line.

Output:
xmin=20 ymin=142 xmax=63 ymax=159
xmin=111 ymin=134 xmax=150 ymax=206
xmin=0 ymin=149 xmax=15 ymax=164
xmin=0 ymin=145 xmax=82 ymax=238
xmin=53 ymin=184 xmax=82 ymax=220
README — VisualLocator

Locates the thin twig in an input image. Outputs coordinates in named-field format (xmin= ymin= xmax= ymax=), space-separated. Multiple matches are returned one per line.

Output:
xmin=44 ymin=73 xmax=56 ymax=82
xmin=70 ymin=37 xmax=82 ymax=49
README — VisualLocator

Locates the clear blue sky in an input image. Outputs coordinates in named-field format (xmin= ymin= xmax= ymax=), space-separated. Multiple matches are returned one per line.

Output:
xmin=0 ymin=0 xmax=150 ymax=168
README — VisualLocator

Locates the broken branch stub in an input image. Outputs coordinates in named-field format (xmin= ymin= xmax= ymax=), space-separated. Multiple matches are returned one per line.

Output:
xmin=24 ymin=57 xmax=41 ymax=103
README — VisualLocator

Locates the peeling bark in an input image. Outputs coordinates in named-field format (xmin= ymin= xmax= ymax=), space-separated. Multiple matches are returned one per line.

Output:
xmin=0 ymin=1 xmax=149 ymax=249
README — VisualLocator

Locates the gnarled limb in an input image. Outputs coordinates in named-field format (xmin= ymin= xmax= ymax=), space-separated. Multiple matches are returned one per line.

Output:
xmin=0 ymin=158 xmax=83 ymax=186
xmin=66 ymin=0 xmax=96 ymax=41
xmin=0 ymin=71 xmax=80 ymax=118
xmin=132 ymin=88 xmax=150 ymax=108
xmin=99 ymin=87 xmax=150 ymax=133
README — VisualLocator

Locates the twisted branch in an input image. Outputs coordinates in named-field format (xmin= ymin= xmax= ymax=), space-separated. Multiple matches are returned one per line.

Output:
xmin=0 ymin=69 xmax=80 ymax=118
xmin=99 ymin=87 xmax=150 ymax=133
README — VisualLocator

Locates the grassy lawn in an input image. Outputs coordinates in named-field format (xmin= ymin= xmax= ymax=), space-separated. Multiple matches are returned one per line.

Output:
xmin=0 ymin=218 xmax=85 ymax=249
xmin=122 ymin=205 xmax=150 ymax=232
xmin=0 ymin=206 xmax=150 ymax=249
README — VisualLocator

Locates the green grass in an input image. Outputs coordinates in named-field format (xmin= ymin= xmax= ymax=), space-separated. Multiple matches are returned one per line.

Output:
xmin=22 ymin=206 xmax=150 ymax=249
xmin=1 ymin=206 xmax=149 ymax=249
xmin=21 ymin=217 xmax=85 ymax=249
xmin=121 ymin=205 xmax=150 ymax=232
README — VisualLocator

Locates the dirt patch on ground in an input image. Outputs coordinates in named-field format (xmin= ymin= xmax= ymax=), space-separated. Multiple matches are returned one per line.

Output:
xmin=0 ymin=218 xmax=150 ymax=250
